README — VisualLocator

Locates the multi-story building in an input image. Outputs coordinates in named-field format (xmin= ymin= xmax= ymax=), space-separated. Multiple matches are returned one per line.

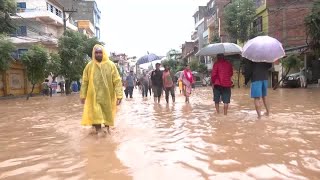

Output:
xmin=253 ymin=0 xmax=317 ymax=86
xmin=1 ymin=0 xmax=77 ymax=97
xmin=110 ymin=52 xmax=129 ymax=77
xmin=60 ymin=0 xmax=101 ymax=39
xmin=11 ymin=0 xmax=77 ymax=55
xmin=206 ymin=0 xmax=230 ymax=43
xmin=193 ymin=6 xmax=208 ymax=49
xmin=181 ymin=41 xmax=197 ymax=64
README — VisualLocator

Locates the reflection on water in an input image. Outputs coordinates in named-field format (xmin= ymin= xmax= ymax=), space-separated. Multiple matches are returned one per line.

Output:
xmin=0 ymin=88 xmax=319 ymax=179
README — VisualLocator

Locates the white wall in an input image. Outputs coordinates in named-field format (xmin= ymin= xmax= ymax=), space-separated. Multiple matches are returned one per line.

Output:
xmin=16 ymin=0 xmax=47 ymax=10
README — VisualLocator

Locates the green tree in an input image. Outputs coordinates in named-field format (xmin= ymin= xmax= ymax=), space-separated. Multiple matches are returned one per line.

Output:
xmin=305 ymin=0 xmax=320 ymax=57
xmin=58 ymin=30 xmax=88 ymax=94
xmin=189 ymin=58 xmax=199 ymax=71
xmin=45 ymin=53 xmax=61 ymax=81
xmin=224 ymin=0 xmax=256 ymax=43
xmin=0 ymin=0 xmax=16 ymax=33
xmin=197 ymin=63 xmax=208 ymax=75
xmin=210 ymin=34 xmax=221 ymax=44
xmin=273 ymin=55 xmax=303 ymax=90
xmin=0 ymin=34 xmax=15 ymax=71
xmin=84 ymin=37 xmax=104 ymax=59
xmin=21 ymin=45 xmax=49 ymax=100
xmin=58 ymin=31 xmax=104 ymax=94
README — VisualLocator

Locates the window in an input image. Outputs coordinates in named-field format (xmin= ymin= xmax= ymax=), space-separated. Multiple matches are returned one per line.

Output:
xmin=17 ymin=2 xmax=26 ymax=12
xmin=47 ymin=2 xmax=62 ymax=18
xmin=253 ymin=16 xmax=263 ymax=33
xmin=16 ymin=26 xmax=27 ymax=36
xmin=12 ymin=49 xmax=28 ymax=60
xmin=255 ymin=0 xmax=265 ymax=8
xmin=17 ymin=2 xmax=26 ymax=9
xmin=55 ymin=9 xmax=62 ymax=17
xmin=50 ymin=5 xmax=54 ymax=13
xmin=18 ymin=49 xmax=28 ymax=59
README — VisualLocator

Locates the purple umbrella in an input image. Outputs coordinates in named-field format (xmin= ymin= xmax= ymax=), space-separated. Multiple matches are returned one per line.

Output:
xmin=242 ymin=36 xmax=285 ymax=63
xmin=136 ymin=53 xmax=161 ymax=65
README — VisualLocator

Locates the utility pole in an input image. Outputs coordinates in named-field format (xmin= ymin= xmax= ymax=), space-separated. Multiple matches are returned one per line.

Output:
xmin=63 ymin=8 xmax=77 ymax=31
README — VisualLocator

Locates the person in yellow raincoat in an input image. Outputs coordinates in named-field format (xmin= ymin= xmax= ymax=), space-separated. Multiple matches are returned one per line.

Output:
xmin=80 ymin=44 xmax=123 ymax=135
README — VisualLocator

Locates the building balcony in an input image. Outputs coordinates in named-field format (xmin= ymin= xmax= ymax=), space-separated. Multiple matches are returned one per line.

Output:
xmin=12 ymin=9 xmax=78 ymax=31
xmin=9 ymin=35 xmax=58 ymax=46
xmin=191 ymin=31 xmax=198 ymax=41
xmin=207 ymin=15 xmax=218 ymax=28
xmin=195 ymin=18 xmax=204 ymax=29
xmin=77 ymin=20 xmax=95 ymax=37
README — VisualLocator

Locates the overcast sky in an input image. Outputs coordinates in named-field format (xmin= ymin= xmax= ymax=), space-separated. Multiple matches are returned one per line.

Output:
xmin=96 ymin=0 xmax=208 ymax=57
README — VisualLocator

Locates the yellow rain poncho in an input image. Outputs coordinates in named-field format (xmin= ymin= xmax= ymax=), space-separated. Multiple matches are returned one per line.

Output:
xmin=80 ymin=44 xmax=123 ymax=126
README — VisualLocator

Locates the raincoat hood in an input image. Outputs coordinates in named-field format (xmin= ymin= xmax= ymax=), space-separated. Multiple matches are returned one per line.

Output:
xmin=92 ymin=44 xmax=109 ymax=64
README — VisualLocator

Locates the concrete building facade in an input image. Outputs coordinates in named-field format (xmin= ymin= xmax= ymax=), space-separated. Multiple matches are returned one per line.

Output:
xmin=1 ymin=0 xmax=77 ymax=97
xmin=60 ymin=0 xmax=101 ymax=39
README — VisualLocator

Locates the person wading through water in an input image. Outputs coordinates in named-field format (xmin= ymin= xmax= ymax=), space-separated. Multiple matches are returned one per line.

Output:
xmin=180 ymin=64 xmax=194 ymax=103
xmin=151 ymin=63 xmax=163 ymax=103
xmin=80 ymin=45 xmax=123 ymax=136
xmin=162 ymin=65 xmax=175 ymax=103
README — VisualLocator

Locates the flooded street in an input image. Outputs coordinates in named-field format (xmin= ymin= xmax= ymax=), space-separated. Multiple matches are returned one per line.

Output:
xmin=0 ymin=87 xmax=320 ymax=180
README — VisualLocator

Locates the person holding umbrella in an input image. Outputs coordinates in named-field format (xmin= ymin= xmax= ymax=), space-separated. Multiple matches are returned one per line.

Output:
xmin=242 ymin=35 xmax=286 ymax=119
xmin=211 ymin=54 xmax=233 ymax=115
xmin=245 ymin=62 xmax=272 ymax=118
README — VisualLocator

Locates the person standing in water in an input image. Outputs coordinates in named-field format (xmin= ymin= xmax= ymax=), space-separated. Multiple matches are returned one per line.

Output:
xmin=180 ymin=64 xmax=194 ymax=103
xmin=125 ymin=70 xmax=136 ymax=98
xmin=140 ymin=71 xmax=150 ymax=98
xmin=151 ymin=63 xmax=163 ymax=103
xmin=162 ymin=65 xmax=175 ymax=103
xmin=80 ymin=45 xmax=123 ymax=136
xmin=246 ymin=61 xmax=272 ymax=119
xmin=211 ymin=54 xmax=233 ymax=115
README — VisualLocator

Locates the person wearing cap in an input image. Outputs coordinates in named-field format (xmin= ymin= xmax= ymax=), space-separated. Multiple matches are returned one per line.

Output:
xmin=151 ymin=63 xmax=163 ymax=103
xmin=80 ymin=45 xmax=123 ymax=136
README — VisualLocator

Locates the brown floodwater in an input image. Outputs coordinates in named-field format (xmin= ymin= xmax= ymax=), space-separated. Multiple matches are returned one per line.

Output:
xmin=0 ymin=87 xmax=320 ymax=180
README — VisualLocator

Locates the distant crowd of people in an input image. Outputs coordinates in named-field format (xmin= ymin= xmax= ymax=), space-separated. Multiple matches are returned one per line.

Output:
xmin=123 ymin=62 xmax=196 ymax=104
xmin=79 ymin=45 xmax=272 ymax=136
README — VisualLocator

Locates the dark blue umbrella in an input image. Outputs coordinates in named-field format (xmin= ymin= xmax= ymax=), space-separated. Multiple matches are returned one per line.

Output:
xmin=136 ymin=53 xmax=161 ymax=65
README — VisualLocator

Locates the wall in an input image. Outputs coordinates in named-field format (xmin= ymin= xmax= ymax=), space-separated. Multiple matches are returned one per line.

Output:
xmin=256 ymin=2 xmax=269 ymax=34
xmin=16 ymin=0 xmax=47 ymax=10
xmin=0 ymin=62 xmax=41 ymax=97
xmin=267 ymin=0 xmax=313 ymax=48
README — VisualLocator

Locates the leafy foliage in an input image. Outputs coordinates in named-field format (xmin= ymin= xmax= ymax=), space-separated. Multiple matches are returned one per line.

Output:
xmin=210 ymin=35 xmax=221 ymax=44
xmin=58 ymin=30 xmax=104 ymax=94
xmin=224 ymin=0 xmax=256 ymax=43
xmin=189 ymin=58 xmax=199 ymax=71
xmin=21 ymin=45 xmax=49 ymax=99
xmin=274 ymin=55 xmax=303 ymax=89
xmin=305 ymin=0 xmax=320 ymax=57
xmin=58 ymin=30 xmax=88 ymax=83
xmin=0 ymin=0 xmax=16 ymax=33
xmin=197 ymin=63 xmax=208 ymax=75
xmin=21 ymin=45 xmax=49 ymax=85
xmin=282 ymin=55 xmax=303 ymax=71
xmin=84 ymin=37 xmax=104 ymax=59
xmin=0 ymin=34 xmax=15 ymax=71
xmin=45 ymin=52 xmax=61 ymax=78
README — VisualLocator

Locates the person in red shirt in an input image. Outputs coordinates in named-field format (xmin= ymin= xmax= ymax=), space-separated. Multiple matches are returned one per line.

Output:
xmin=211 ymin=54 xmax=233 ymax=115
